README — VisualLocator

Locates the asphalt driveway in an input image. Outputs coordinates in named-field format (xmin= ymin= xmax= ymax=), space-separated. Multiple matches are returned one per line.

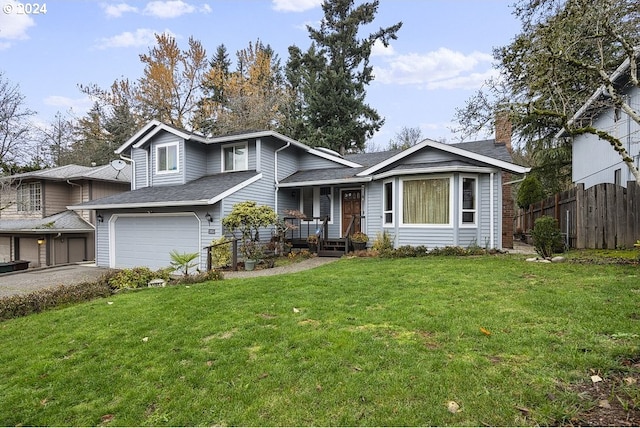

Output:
xmin=0 ymin=264 xmax=110 ymax=298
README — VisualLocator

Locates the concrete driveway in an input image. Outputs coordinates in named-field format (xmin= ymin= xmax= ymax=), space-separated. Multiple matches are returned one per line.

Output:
xmin=0 ymin=264 xmax=110 ymax=298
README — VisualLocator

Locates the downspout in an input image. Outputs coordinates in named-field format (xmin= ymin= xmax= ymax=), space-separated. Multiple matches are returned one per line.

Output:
xmin=490 ymin=172 xmax=495 ymax=249
xmin=119 ymin=153 xmax=135 ymax=189
xmin=274 ymin=142 xmax=291 ymax=214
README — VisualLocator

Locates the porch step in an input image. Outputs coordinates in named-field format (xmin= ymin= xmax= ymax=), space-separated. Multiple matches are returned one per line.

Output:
xmin=319 ymin=238 xmax=348 ymax=257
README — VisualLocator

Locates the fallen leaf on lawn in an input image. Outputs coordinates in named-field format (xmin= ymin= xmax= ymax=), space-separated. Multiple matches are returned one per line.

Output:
xmin=258 ymin=373 xmax=269 ymax=379
xmin=623 ymin=377 xmax=637 ymax=385
xmin=591 ymin=375 xmax=603 ymax=383
xmin=447 ymin=401 xmax=460 ymax=413
xmin=293 ymin=307 xmax=300 ymax=313
xmin=101 ymin=414 xmax=114 ymax=423
xmin=40 ymin=398 xmax=48 ymax=405
xmin=352 ymin=366 xmax=363 ymax=372
xmin=107 ymin=302 xmax=113 ymax=305
xmin=142 ymin=337 xmax=149 ymax=342
xmin=516 ymin=406 xmax=530 ymax=416
xmin=479 ymin=327 xmax=491 ymax=336
xmin=598 ymin=399 xmax=611 ymax=409
xmin=206 ymin=360 xmax=213 ymax=367
xmin=316 ymin=384 xmax=323 ymax=392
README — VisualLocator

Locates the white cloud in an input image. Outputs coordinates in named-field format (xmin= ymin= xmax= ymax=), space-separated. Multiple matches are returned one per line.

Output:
xmin=272 ymin=0 xmax=322 ymax=12
xmin=95 ymin=28 xmax=170 ymax=49
xmin=101 ymin=3 xmax=138 ymax=18
xmin=371 ymin=39 xmax=395 ymax=57
xmin=373 ymin=47 xmax=495 ymax=90
xmin=0 ymin=0 xmax=35 ymax=43
xmin=143 ymin=1 xmax=210 ymax=18
xmin=43 ymin=95 xmax=92 ymax=114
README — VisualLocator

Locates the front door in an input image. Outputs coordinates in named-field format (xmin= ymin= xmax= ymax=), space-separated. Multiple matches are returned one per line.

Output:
xmin=341 ymin=189 xmax=361 ymax=236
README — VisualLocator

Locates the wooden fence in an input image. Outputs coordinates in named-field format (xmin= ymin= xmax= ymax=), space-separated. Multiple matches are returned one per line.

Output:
xmin=515 ymin=181 xmax=639 ymax=249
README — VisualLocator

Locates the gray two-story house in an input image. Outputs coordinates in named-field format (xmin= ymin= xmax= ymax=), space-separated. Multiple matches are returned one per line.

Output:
xmin=70 ymin=120 xmax=528 ymax=271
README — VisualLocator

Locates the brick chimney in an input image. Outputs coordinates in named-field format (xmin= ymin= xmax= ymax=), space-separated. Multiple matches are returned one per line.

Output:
xmin=496 ymin=111 xmax=514 ymax=249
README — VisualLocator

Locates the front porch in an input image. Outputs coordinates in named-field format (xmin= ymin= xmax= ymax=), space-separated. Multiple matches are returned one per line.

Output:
xmin=284 ymin=215 xmax=364 ymax=257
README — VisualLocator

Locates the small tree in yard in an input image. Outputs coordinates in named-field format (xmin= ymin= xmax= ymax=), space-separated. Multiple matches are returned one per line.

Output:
xmin=222 ymin=201 xmax=278 ymax=260
xmin=169 ymin=250 xmax=199 ymax=276
xmin=531 ymin=216 xmax=564 ymax=259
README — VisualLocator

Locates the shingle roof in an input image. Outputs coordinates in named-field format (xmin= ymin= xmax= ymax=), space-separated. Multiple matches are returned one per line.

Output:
xmin=449 ymin=139 xmax=513 ymax=163
xmin=0 ymin=210 xmax=93 ymax=233
xmin=4 ymin=164 xmax=131 ymax=183
xmin=280 ymin=166 xmax=368 ymax=185
xmin=73 ymin=170 xmax=260 ymax=208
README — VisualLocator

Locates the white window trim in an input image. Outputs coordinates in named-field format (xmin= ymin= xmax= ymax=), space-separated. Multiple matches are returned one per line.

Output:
xmin=221 ymin=142 xmax=249 ymax=172
xmin=155 ymin=141 xmax=180 ymax=174
xmin=383 ymin=179 xmax=394 ymax=226
xmin=459 ymin=175 xmax=478 ymax=228
xmin=300 ymin=186 xmax=334 ymax=224
xmin=399 ymin=175 xmax=453 ymax=228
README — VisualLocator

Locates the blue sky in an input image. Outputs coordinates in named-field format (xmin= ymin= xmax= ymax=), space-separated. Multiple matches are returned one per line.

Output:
xmin=0 ymin=0 xmax=522 ymax=151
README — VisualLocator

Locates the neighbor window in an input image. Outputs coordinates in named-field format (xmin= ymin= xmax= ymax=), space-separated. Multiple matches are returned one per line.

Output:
xmin=156 ymin=142 xmax=179 ymax=173
xmin=17 ymin=182 xmax=41 ymax=212
xmin=460 ymin=176 xmax=477 ymax=226
xmin=383 ymin=180 xmax=394 ymax=224
xmin=300 ymin=186 xmax=332 ymax=221
xmin=223 ymin=143 xmax=248 ymax=172
xmin=402 ymin=177 xmax=451 ymax=225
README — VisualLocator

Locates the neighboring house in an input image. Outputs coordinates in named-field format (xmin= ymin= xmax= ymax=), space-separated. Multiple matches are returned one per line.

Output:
xmin=0 ymin=164 xmax=131 ymax=268
xmin=70 ymin=120 xmax=528 ymax=271
xmin=565 ymin=54 xmax=640 ymax=189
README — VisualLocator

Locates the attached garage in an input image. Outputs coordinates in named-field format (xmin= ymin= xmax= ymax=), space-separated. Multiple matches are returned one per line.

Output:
xmin=111 ymin=213 xmax=201 ymax=270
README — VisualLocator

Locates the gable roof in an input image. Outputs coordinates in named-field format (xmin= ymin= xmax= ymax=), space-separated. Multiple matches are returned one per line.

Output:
xmin=116 ymin=120 xmax=361 ymax=169
xmin=556 ymin=48 xmax=640 ymax=138
xmin=356 ymin=138 xmax=528 ymax=176
xmin=2 ymin=163 xmax=131 ymax=184
xmin=68 ymin=170 xmax=261 ymax=210
xmin=0 ymin=210 xmax=93 ymax=234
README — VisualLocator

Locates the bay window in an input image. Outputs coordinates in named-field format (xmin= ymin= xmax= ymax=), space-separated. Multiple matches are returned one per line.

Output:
xmin=401 ymin=177 xmax=451 ymax=226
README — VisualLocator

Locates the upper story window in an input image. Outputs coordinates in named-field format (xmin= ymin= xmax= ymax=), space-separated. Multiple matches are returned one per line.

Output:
xmin=460 ymin=176 xmax=477 ymax=226
xmin=223 ymin=142 xmax=248 ymax=172
xmin=17 ymin=182 xmax=41 ymax=212
xmin=401 ymin=176 xmax=451 ymax=226
xmin=156 ymin=142 xmax=179 ymax=174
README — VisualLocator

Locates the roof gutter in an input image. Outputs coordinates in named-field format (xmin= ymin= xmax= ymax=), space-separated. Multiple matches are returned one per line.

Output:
xmin=119 ymin=153 xmax=135 ymax=189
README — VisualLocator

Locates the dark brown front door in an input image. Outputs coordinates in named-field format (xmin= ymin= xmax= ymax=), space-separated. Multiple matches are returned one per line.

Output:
xmin=342 ymin=189 xmax=361 ymax=236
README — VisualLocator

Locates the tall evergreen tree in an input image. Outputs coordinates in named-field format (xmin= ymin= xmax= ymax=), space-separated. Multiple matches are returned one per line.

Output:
xmin=286 ymin=0 xmax=402 ymax=154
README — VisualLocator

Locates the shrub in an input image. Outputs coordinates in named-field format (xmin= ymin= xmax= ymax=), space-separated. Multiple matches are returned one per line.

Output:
xmin=0 ymin=280 xmax=113 ymax=322
xmin=517 ymin=175 xmax=545 ymax=209
xmin=174 ymin=269 xmax=224 ymax=284
xmin=531 ymin=215 xmax=564 ymax=258
xmin=169 ymin=250 xmax=199 ymax=276
xmin=371 ymin=231 xmax=394 ymax=252
xmin=106 ymin=267 xmax=171 ymax=290
xmin=210 ymin=236 xmax=233 ymax=268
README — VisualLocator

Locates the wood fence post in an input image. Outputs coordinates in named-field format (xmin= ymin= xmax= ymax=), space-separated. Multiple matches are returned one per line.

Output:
xmin=576 ymin=183 xmax=585 ymax=249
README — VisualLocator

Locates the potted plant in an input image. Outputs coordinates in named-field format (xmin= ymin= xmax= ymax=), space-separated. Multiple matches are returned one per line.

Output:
xmin=351 ymin=231 xmax=369 ymax=251
xmin=307 ymin=234 xmax=319 ymax=253
xmin=241 ymin=240 xmax=264 ymax=271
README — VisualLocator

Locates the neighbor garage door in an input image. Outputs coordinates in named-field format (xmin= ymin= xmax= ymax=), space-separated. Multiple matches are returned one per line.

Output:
xmin=113 ymin=214 xmax=200 ymax=270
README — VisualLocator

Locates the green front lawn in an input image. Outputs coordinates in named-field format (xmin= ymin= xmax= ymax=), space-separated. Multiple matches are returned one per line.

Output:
xmin=0 ymin=255 xmax=638 ymax=426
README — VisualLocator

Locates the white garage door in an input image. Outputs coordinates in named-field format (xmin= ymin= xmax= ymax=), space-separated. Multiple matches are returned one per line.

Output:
xmin=113 ymin=214 xmax=201 ymax=270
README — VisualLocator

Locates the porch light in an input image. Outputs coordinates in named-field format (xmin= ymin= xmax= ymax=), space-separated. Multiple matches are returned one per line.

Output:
xmin=37 ymin=238 xmax=45 ymax=245
xmin=96 ymin=214 xmax=104 ymax=223
xmin=205 ymin=213 xmax=213 ymax=224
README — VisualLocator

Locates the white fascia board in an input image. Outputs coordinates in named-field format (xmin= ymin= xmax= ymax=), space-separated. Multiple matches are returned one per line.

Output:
xmin=356 ymin=138 xmax=440 ymax=176
xmin=357 ymin=138 xmax=529 ymax=176
xmin=115 ymin=120 xmax=162 ymax=154
xmin=277 ymin=176 xmax=371 ymax=188
xmin=131 ymin=124 xmax=207 ymax=150
xmin=67 ymin=200 xmax=211 ymax=210
xmin=207 ymin=173 xmax=263 ymax=204
xmin=372 ymin=166 xmax=499 ymax=180
xmin=306 ymin=148 xmax=362 ymax=167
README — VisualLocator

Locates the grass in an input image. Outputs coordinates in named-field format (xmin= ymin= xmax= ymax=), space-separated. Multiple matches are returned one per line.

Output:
xmin=0 ymin=255 xmax=638 ymax=426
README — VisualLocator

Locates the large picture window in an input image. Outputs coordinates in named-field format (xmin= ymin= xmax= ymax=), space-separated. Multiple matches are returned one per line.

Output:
xmin=17 ymin=182 xmax=41 ymax=212
xmin=156 ymin=142 xmax=179 ymax=173
xmin=461 ymin=176 xmax=477 ymax=226
xmin=223 ymin=143 xmax=248 ymax=172
xmin=402 ymin=177 xmax=450 ymax=225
